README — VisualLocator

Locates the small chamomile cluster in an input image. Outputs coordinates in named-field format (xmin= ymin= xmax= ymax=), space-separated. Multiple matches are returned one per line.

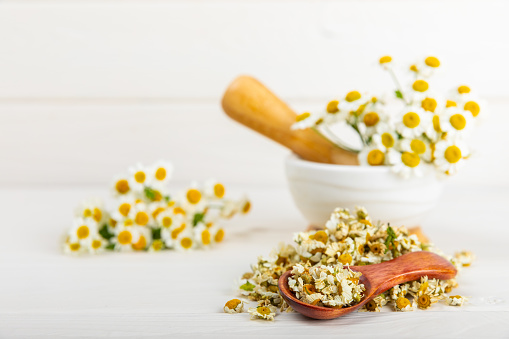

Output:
xmin=64 ymin=161 xmax=250 ymax=254
xmin=292 ymin=56 xmax=483 ymax=178
xmin=224 ymin=206 xmax=472 ymax=320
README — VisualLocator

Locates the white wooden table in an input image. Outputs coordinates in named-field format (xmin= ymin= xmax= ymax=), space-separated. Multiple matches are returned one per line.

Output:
xmin=0 ymin=183 xmax=508 ymax=338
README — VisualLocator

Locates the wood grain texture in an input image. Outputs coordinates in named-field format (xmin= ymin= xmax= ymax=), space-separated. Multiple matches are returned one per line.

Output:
xmin=222 ymin=76 xmax=359 ymax=165
xmin=278 ymin=251 xmax=457 ymax=320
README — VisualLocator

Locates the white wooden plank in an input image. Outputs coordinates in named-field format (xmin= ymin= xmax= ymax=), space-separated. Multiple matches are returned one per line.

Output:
xmin=0 ymin=185 xmax=507 ymax=338
xmin=0 ymin=0 xmax=507 ymax=99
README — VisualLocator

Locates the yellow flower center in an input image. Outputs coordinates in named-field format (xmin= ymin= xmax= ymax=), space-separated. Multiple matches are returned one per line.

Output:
xmin=379 ymin=55 xmax=392 ymax=64
xmin=242 ymin=201 xmax=251 ymax=214
xmin=214 ymin=229 xmax=225 ymax=243
xmin=338 ymin=252 xmax=352 ymax=265
xmin=134 ymin=171 xmax=146 ymax=183
xmin=186 ymin=189 xmax=202 ymax=204
xmin=450 ymin=114 xmax=466 ymax=130
xmin=458 ymin=85 xmax=470 ymax=94
xmin=381 ymin=133 xmax=395 ymax=148
xmin=412 ymin=80 xmax=429 ymax=92
xmin=432 ymin=115 xmax=441 ymax=132
xmin=171 ymin=224 xmax=186 ymax=239
xmin=421 ymin=97 xmax=437 ymax=112
xmin=446 ymin=100 xmax=457 ymax=108
xmin=201 ymin=229 xmax=211 ymax=245
xmin=396 ymin=297 xmax=411 ymax=309
xmin=124 ymin=219 xmax=133 ymax=227
xmin=296 ymin=112 xmax=310 ymax=122
xmin=135 ymin=211 xmax=149 ymax=226
xmin=70 ymin=243 xmax=81 ymax=251
xmin=418 ymin=294 xmax=431 ymax=309
xmin=367 ymin=150 xmax=385 ymax=166
xmin=152 ymin=239 xmax=164 ymax=251
xmin=410 ymin=64 xmax=418 ymax=72
xmin=225 ymin=299 xmax=241 ymax=310
xmin=180 ymin=237 xmax=193 ymax=249
xmin=444 ymin=145 xmax=462 ymax=163
xmin=425 ymin=56 xmax=440 ymax=68
xmin=326 ymin=100 xmax=340 ymax=113
xmin=77 ymin=225 xmax=90 ymax=239
xmin=363 ymin=112 xmax=380 ymax=127
xmin=214 ymin=183 xmax=225 ymax=198
xmin=152 ymin=207 xmax=165 ymax=219
xmin=311 ymin=230 xmax=328 ymax=244
xmin=173 ymin=207 xmax=186 ymax=215
xmin=345 ymin=91 xmax=361 ymax=102
xmin=155 ymin=167 xmax=166 ymax=181
xmin=93 ymin=208 xmax=102 ymax=222
xmin=83 ymin=209 xmax=92 ymax=218
xmin=365 ymin=300 xmax=378 ymax=311
xmin=119 ymin=203 xmax=131 ymax=217
xmin=91 ymin=239 xmax=102 ymax=250
xmin=464 ymin=101 xmax=480 ymax=117
xmin=401 ymin=152 xmax=420 ymax=168
xmin=115 ymin=179 xmax=130 ymax=194
xmin=132 ymin=235 xmax=147 ymax=251
xmin=118 ymin=230 xmax=132 ymax=245
xmin=410 ymin=139 xmax=426 ymax=154
xmin=257 ymin=306 xmax=271 ymax=316
xmin=403 ymin=112 xmax=420 ymax=128
xmin=162 ymin=216 xmax=173 ymax=228
xmin=303 ymin=284 xmax=316 ymax=295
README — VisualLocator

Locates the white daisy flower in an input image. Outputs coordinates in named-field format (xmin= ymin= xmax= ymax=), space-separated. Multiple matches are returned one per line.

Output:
xmin=358 ymin=145 xmax=387 ymax=167
xmin=86 ymin=235 xmax=107 ymax=254
xmin=224 ymin=299 xmax=244 ymax=314
xmin=292 ymin=111 xmax=326 ymax=130
xmin=371 ymin=123 xmax=398 ymax=151
xmin=111 ymin=195 xmax=136 ymax=223
xmin=433 ymin=140 xmax=470 ymax=175
xmin=63 ymin=239 xmax=85 ymax=255
xmin=175 ymin=229 xmax=195 ymax=251
xmin=149 ymin=239 xmax=165 ymax=252
xmin=248 ymin=306 xmax=276 ymax=321
xmin=439 ymin=108 xmax=474 ymax=140
xmin=74 ymin=198 xmax=106 ymax=224
xmin=149 ymin=160 xmax=173 ymax=187
xmin=69 ymin=217 xmax=98 ymax=244
xmin=398 ymin=137 xmax=432 ymax=162
xmin=194 ymin=223 xmax=213 ymax=248
xmin=203 ymin=179 xmax=226 ymax=199
xmin=161 ymin=220 xmax=187 ymax=248
xmin=127 ymin=163 xmax=151 ymax=193
xmin=111 ymin=174 xmax=131 ymax=197
xmin=395 ymin=107 xmax=430 ymax=138
xmin=112 ymin=225 xmax=138 ymax=251
xmin=131 ymin=226 xmax=151 ymax=251
xmin=390 ymin=151 xmax=425 ymax=179
xmin=358 ymin=108 xmax=388 ymax=137
xmin=129 ymin=203 xmax=152 ymax=228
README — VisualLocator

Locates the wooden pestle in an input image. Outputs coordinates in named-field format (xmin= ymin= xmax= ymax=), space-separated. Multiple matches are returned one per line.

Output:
xmin=221 ymin=76 xmax=359 ymax=165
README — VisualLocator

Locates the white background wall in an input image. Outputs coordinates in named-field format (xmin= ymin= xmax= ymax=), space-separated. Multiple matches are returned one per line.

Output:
xmin=0 ymin=0 xmax=507 ymax=187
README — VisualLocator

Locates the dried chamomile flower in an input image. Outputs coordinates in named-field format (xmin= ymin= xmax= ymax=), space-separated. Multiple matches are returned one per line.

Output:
xmin=454 ymin=251 xmax=475 ymax=267
xmin=445 ymin=295 xmax=468 ymax=306
xmin=248 ymin=305 xmax=276 ymax=321
xmin=394 ymin=297 xmax=414 ymax=312
xmin=224 ymin=299 xmax=244 ymax=314
xmin=359 ymin=294 xmax=388 ymax=312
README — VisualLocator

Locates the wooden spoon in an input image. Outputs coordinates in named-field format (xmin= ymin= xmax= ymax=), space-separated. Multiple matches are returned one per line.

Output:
xmin=278 ymin=251 xmax=457 ymax=320
xmin=221 ymin=75 xmax=359 ymax=165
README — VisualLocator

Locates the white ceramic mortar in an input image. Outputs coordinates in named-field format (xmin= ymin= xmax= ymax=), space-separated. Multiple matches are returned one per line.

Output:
xmin=285 ymin=154 xmax=444 ymax=227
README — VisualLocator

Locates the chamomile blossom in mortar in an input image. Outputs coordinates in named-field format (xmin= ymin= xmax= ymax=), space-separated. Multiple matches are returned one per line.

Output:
xmin=226 ymin=206 xmax=472 ymax=319
xmin=63 ymin=161 xmax=249 ymax=254
xmin=292 ymin=56 xmax=483 ymax=178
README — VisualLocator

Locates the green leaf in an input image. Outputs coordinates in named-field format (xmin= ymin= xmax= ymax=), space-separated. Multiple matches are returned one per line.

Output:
xmin=164 ymin=195 xmax=171 ymax=202
xmin=384 ymin=225 xmax=397 ymax=253
xmin=192 ymin=212 xmax=205 ymax=227
xmin=395 ymin=90 xmax=403 ymax=99
xmin=144 ymin=187 xmax=156 ymax=201
xmin=105 ymin=243 xmax=116 ymax=251
xmin=152 ymin=228 xmax=162 ymax=240
xmin=99 ymin=224 xmax=114 ymax=240
xmin=240 ymin=281 xmax=255 ymax=291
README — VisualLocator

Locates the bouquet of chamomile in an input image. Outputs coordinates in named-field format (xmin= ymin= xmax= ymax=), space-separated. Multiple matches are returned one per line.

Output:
xmin=63 ymin=161 xmax=250 ymax=254
xmin=292 ymin=56 xmax=484 ymax=178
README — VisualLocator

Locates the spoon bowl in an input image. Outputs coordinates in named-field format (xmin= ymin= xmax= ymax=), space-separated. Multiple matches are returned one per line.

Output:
xmin=278 ymin=251 xmax=457 ymax=319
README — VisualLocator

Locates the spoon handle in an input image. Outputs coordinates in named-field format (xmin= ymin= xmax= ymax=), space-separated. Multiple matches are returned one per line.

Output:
xmin=353 ymin=251 xmax=457 ymax=296
xmin=221 ymin=76 xmax=359 ymax=165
